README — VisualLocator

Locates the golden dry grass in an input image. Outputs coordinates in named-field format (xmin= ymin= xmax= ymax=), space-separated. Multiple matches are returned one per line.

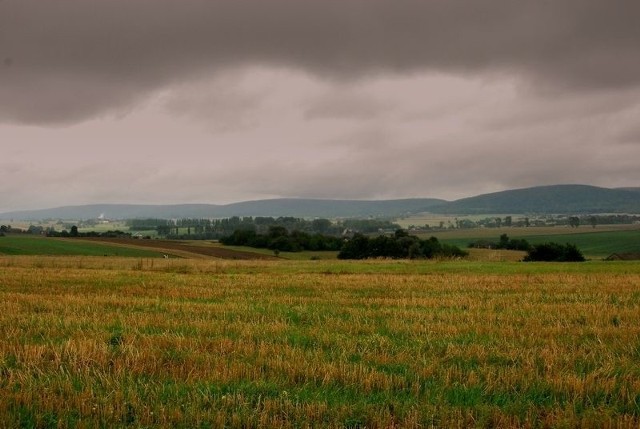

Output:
xmin=0 ymin=256 xmax=639 ymax=428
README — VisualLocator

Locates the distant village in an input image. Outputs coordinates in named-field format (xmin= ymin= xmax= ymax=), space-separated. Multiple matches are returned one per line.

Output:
xmin=2 ymin=213 xmax=640 ymax=238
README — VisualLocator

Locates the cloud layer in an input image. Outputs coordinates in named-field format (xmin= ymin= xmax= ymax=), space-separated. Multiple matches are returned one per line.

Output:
xmin=1 ymin=0 xmax=639 ymax=211
xmin=2 ymin=0 xmax=640 ymax=124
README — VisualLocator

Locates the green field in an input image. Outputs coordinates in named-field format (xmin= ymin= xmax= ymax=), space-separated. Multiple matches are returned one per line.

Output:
xmin=520 ymin=230 xmax=640 ymax=258
xmin=4 ymin=227 xmax=640 ymax=262
xmin=425 ymin=227 xmax=640 ymax=258
xmin=0 ymin=235 xmax=165 ymax=258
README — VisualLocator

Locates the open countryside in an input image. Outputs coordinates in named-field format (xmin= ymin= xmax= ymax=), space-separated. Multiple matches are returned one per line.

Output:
xmin=1 ymin=191 xmax=639 ymax=428
xmin=4 ymin=1 xmax=640 ymax=427
xmin=2 ymin=218 xmax=640 ymax=427
xmin=5 ymin=221 xmax=639 ymax=261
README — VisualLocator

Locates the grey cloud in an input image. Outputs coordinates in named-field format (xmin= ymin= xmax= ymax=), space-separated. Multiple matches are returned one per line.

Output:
xmin=304 ymin=90 xmax=386 ymax=121
xmin=615 ymin=125 xmax=640 ymax=145
xmin=1 ymin=0 xmax=639 ymax=124
xmin=0 ymin=72 xmax=153 ymax=125
xmin=480 ymin=87 xmax=640 ymax=133
xmin=163 ymin=79 xmax=266 ymax=132
xmin=211 ymin=159 xmax=409 ymax=201
xmin=610 ymin=104 xmax=640 ymax=145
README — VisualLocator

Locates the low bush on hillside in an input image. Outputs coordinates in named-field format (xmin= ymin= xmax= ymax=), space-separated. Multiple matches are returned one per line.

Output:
xmin=524 ymin=242 xmax=586 ymax=262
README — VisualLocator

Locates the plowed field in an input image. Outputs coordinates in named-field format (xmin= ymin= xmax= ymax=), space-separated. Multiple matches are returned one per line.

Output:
xmin=80 ymin=237 xmax=276 ymax=259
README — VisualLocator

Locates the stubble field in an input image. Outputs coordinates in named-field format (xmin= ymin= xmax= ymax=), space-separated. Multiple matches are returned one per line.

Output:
xmin=1 ymin=256 xmax=639 ymax=428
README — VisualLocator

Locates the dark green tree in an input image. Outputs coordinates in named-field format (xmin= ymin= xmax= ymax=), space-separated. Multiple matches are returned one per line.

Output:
xmin=524 ymin=242 xmax=585 ymax=262
xmin=338 ymin=234 xmax=370 ymax=259
xmin=268 ymin=225 xmax=288 ymax=239
xmin=311 ymin=218 xmax=331 ymax=233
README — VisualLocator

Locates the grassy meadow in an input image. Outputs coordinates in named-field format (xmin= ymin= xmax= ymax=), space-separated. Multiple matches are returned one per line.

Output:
xmin=0 ymin=235 xmax=165 ymax=258
xmin=421 ymin=226 xmax=640 ymax=259
xmin=1 ymin=254 xmax=640 ymax=428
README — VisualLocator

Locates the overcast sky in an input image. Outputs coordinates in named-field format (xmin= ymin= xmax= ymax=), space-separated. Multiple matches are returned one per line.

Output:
xmin=2 ymin=0 xmax=640 ymax=211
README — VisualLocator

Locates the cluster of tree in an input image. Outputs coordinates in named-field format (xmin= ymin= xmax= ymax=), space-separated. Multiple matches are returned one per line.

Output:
xmin=125 ymin=216 xmax=400 ymax=239
xmin=523 ymin=242 xmax=585 ymax=262
xmin=46 ymin=226 xmax=131 ymax=238
xmin=411 ymin=213 xmax=640 ymax=232
xmin=583 ymin=214 xmax=640 ymax=225
xmin=468 ymin=234 xmax=531 ymax=251
xmin=0 ymin=225 xmax=16 ymax=236
xmin=567 ymin=216 xmax=581 ymax=228
xmin=2 ymin=223 xmax=133 ymax=239
xmin=473 ymin=216 xmax=512 ymax=228
xmin=3 ymin=221 xmax=157 ymax=240
xmin=220 ymin=226 xmax=343 ymax=252
xmin=460 ymin=216 xmax=535 ymax=229
xmin=339 ymin=218 xmax=402 ymax=233
xmin=409 ymin=216 xmax=539 ymax=231
xmin=338 ymin=230 xmax=467 ymax=260
xmin=560 ymin=214 xmax=640 ymax=228
xmin=127 ymin=218 xmax=174 ymax=232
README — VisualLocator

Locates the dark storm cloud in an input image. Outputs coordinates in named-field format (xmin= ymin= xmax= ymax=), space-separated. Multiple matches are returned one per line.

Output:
xmin=1 ymin=0 xmax=639 ymax=124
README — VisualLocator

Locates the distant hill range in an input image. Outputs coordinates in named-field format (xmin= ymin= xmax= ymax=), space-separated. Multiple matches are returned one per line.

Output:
xmin=617 ymin=187 xmax=640 ymax=194
xmin=430 ymin=185 xmax=640 ymax=215
xmin=2 ymin=185 xmax=640 ymax=220
xmin=0 ymin=199 xmax=445 ymax=220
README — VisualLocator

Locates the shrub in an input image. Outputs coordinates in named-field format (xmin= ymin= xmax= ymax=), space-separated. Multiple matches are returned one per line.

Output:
xmin=523 ymin=242 xmax=585 ymax=262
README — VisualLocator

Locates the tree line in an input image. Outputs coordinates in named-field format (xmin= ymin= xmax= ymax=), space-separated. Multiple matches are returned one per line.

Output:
xmin=0 ymin=224 xmax=130 ymax=238
xmin=221 ymin=227 xmax=468 ymax=259
xmin=220 ymin=226 xmax=344 ymax=252
xmin=338 ymin=230 xmax=468 ymax=259
xmin=126 ymin=217 xmax=401 ymax=239
xmin=468 ymin=234 xmax=585 ymax=262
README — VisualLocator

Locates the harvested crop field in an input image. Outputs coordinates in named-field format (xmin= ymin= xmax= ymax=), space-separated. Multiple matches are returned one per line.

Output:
xmin=1 ymin=257 xmax=639 ymax=428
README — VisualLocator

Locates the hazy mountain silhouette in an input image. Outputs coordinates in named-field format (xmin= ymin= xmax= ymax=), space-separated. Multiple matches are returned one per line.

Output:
xmin=2 ymin=185 xmax=640 ymax=220
xmin=430 ymin=185 xmax=640 ymax=214
xmin=0 ymin=198 xmax=445 ymax=220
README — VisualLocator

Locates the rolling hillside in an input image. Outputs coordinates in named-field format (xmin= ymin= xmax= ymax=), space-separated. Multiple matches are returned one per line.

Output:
xmin=431 ymin=185 xmax=640 ymax=214
xmin=0 ymin=198 xmax=445 ymax=220
xmin=3 ymin=184 xmax=640 ymax=220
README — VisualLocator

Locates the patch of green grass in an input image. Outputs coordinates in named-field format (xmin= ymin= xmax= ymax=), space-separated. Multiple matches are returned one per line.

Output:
xmin=524 ymin=230 xmax=640 ymax=257
xmin=438 ymin=229 xmax=640 ymax=258
xmin=0 ymin=235 xmax=165 ymax=257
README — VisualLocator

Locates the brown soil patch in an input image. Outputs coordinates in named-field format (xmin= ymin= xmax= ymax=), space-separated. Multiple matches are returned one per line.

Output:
xmin=79 ymin=238 xmax=277 ymax=260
